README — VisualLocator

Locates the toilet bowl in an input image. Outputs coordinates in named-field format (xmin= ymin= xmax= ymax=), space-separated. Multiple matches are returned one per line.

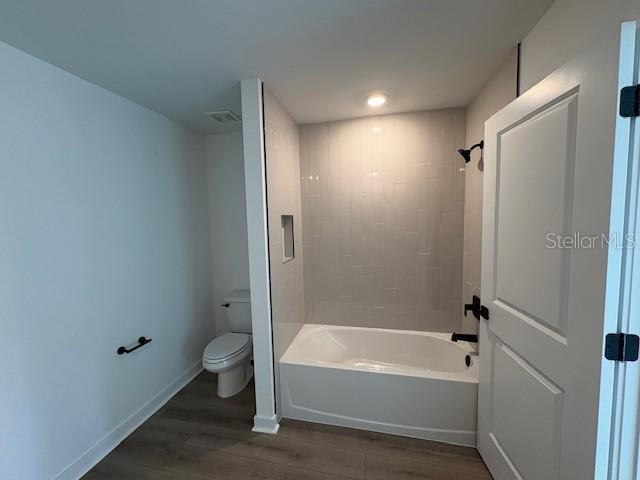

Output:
xmin=203 ymin=332 xmax=253 ymax=398
xmin=203 ymin=290 xmax=253 ymax=398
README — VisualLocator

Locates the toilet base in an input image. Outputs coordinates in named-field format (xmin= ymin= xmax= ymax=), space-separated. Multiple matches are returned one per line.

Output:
xmin=217 ymin=360 xmax=254 ymax=398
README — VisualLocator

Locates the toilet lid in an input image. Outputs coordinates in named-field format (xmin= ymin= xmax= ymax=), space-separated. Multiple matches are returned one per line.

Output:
xmin=204 ymin=333 xmax=250 ymax=361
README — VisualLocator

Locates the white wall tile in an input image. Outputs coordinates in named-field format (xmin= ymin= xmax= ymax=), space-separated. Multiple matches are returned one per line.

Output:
xmin=263 ymin=89 xmax=305 ymax=370
xmin=462 ymin=49 xmax=517 ymax=333
xmin=301 ymin=109 xmax=466 ymax=332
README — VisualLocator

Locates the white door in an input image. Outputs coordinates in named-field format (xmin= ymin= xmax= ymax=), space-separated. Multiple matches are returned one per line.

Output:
xmin=478 ymin=23 xmax=639 ymax=480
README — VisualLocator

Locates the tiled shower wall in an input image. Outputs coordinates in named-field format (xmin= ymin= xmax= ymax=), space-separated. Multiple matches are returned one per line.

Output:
xmin=462 ymin=50 xmax=517 ymax=334
xmin=263 ymin=87 xmax=306 ymax=408
xmin=300 ymin=109 xmax=466 ymax=332
xmin=263 ymin=88 xmax=305 ymax=362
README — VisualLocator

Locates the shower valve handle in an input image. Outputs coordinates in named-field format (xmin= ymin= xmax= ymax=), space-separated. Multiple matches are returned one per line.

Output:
xmin=464 ymin=295 xmax=481 ymax=319
xmin=464 ymin=295 xmax=489 ymax=321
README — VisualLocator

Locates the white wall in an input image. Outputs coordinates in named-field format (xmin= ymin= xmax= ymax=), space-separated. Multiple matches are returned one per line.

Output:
xmin=520 ymin=0 xmax=640 ymax=93
xmin=240 ymin=79 xmax=278 ymax=433
xmin=300 ymin=110 xmax=466 ymax=332
xmin=262 ymin=87 xmax=305 ymax=410
xmin=461 ymin=49 xmax=517 ymax=334
xmin=205 ymin=131 xmax=250 ymax=335
xmin=0 ymin=41 xmax=213 ymax=480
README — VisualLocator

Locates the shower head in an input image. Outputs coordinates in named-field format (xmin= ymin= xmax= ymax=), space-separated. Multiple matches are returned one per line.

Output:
xmin=458 ymin=148 xmax=472 ymax=163
xmin=457 ymin=140 xmax=484 ymax=164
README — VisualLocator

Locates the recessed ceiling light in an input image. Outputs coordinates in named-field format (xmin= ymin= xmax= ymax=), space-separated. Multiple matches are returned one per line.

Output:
xmin=367 ymin=94 xmax=387 ymax=107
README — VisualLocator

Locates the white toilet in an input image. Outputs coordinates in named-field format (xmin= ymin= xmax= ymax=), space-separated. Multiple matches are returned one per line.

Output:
xmin=203 ymin=290 xmax=253 ymax=398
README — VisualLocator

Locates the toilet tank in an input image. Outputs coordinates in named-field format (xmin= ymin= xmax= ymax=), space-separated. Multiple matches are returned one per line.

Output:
xmin=224 ymin=290 xmax=252 ymax=334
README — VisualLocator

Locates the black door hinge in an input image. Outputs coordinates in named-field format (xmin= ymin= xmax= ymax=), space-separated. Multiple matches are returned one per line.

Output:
xmin=464 ymin=295 xmax=490 ymax=321
xmin=620 ymin=85 xmax=640 ymax=118
xmin=604 ymin=333 xmax=640 ymax=362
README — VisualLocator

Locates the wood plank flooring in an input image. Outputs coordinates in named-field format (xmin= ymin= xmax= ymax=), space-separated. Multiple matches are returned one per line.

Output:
xmin=84 ymin=372 xmax=492 ymax=479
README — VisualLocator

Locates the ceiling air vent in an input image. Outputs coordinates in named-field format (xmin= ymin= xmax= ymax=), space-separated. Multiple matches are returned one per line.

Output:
xmin=204 ymin=110 xmax=241 ymax=124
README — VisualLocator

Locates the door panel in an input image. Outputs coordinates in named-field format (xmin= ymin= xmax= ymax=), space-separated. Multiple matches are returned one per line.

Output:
xmin=482 ymin=90 xmax=575 ymax=480
xmin=491 ymin=341 xmax=563 ymax=480
xmin=495 ymin=93 xmax=577 ymax=337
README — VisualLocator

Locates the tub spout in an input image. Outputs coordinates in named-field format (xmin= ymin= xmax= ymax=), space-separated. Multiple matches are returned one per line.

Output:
xmin=451 ymin=332 xmax=478 ymax=343
xmin=465 ymin=351 xmax=479 ymax=367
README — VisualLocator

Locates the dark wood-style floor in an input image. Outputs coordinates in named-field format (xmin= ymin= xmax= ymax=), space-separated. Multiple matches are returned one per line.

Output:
xmin=84 ymin=372 xmax=492 ymax=479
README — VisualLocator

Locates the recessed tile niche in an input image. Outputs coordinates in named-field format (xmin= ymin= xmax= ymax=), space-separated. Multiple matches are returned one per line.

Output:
xmin=281 ymin=214 xmax=295 ymax=263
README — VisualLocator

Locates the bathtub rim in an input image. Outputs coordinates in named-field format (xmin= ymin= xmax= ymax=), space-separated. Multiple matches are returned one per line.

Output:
xmin=280 ymin=323 xmax=479 ymax=384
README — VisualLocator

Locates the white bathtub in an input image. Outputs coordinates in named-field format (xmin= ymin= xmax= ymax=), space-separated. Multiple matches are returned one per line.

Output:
xmin=280 ymin=324 xmax=479 ymax=446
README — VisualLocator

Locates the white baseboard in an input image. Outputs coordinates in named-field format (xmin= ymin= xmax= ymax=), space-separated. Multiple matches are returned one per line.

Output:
xmin=252 ymin=413 xmax=280 ymax=434
xmin=54 ymin=361 xmax=203 ymax=480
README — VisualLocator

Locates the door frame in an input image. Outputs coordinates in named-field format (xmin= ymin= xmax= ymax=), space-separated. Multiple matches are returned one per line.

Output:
xmin=599 ymin=21 xmax=640 ymax=480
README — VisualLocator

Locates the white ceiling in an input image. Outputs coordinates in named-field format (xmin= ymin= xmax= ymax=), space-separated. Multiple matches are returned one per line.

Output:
xmin=0 ymin=0 xmax=553 ymax=134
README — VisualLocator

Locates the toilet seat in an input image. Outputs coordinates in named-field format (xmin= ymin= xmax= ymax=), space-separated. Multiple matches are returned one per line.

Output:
xmin=202 ymin=331 xmax=253 ymax=398
xmin=203 ymin=333 xmax=251 ymax=363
